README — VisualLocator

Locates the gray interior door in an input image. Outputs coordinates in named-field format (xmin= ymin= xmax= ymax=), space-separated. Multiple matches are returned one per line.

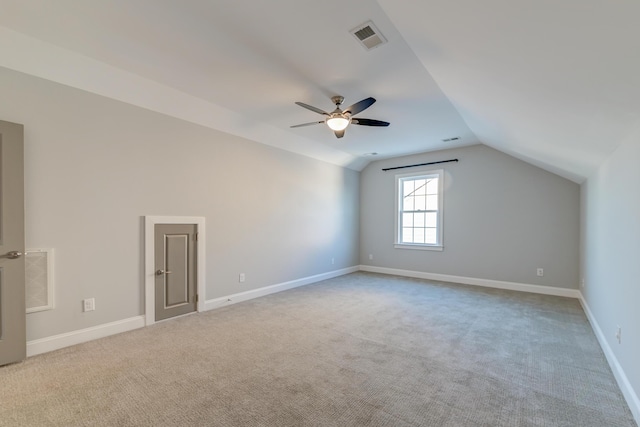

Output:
xmin=154 ymin=224 xmax=197 ymax=321
xmin=0 ymin=120 xmax=26 ymax=366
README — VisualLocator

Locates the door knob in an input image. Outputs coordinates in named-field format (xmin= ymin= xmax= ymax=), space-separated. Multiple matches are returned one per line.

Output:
xmin=1 ymin=251 xmax=23 ymax=259
xmin=156 ymin=269 xmax=172 ymax=275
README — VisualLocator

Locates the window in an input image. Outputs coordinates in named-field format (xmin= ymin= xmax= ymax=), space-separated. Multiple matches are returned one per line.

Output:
xmin=395 ymin=170 xmax=443 ymax=251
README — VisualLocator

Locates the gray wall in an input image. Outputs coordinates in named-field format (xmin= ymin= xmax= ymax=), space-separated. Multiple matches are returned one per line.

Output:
xmin=0 ymin=67 xmax=359 ymax=341
xmin=581 ymin=128 xmax=640 ymax=408
xmin=360 ymin=144 xmax=580 ymax=288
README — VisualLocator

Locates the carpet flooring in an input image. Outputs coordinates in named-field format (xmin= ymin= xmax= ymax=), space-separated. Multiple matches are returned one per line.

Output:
xmin=0 ymin=272 xmax=636 ymax=426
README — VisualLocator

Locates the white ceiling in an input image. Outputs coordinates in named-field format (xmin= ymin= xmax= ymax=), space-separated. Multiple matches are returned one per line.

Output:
xmin=1 ymin=0 xmax=639 ymax=182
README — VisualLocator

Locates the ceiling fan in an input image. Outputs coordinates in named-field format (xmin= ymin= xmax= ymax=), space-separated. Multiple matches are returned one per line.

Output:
xmin=291 ymin=96 xmax=390 ymax=138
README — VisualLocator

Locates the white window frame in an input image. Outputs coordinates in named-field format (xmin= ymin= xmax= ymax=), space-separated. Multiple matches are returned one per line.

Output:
xmin=394 ymin=169 xmax=444 ymax=251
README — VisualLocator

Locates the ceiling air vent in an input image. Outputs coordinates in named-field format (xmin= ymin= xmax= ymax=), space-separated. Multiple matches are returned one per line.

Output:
xmin=442 ymin=137 xmax=461 ymax=142
xmin=351 ymin=21 xmax=387 ymax=51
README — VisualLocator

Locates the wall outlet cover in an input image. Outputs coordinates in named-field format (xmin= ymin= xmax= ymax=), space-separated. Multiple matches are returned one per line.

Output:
xmin=83 ymin=298 xmax=95 ymax=312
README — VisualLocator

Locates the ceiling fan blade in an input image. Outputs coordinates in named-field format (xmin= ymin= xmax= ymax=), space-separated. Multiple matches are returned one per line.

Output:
xmin=352 ymin=118 xmax=390 ymax=127
xmin=334 ymin=129 xmax=345 ymax=139
xmin=295 ymin=102 xmax=330 ymax=116
xmin=344 ymin=97 xmax=376 ymax=116
xmin=290 ymin=121 xmax=324 ymax=128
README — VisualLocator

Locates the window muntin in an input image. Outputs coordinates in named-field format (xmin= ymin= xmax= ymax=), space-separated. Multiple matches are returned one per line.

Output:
xmin=395 ymin=170 xmax=443 ymax=250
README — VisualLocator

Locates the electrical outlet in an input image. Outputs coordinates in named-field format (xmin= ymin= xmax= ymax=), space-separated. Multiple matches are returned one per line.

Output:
xmin=239 ymin=273 xmax=245 ymax=283
xmin=369 ymin=254 xmax=373 ymax=260
xmin=83 ymin=298 xmax=95 ymax=312
xmin=331 ymin=258 xmax=335 ymax=265
xmin=580 ymin=278 xmax=585 ymax=289
xmin=536 ymin=268 xmax=544 ymax=277
xmin=616 ymin=326 xmax=622 ymax=344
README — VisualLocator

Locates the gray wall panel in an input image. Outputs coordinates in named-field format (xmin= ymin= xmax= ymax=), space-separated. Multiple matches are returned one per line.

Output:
xmin=0 ymin=67 xmax=359 ymax=341
xmin=360 ymin=144 xmax=579 ymax=288
xmin=581 ymin=129 xmax=640 ymax=411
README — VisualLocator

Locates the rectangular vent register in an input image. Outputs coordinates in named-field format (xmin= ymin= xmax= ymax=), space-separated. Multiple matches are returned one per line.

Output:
xmin=25 ymin=249 xmax=54 ymax=313
xmin=351 ymin=21 xmax=387 ymax=51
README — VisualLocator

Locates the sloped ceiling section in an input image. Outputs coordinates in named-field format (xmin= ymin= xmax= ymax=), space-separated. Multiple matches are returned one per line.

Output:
xmin=0 ymin=0 xmax=477 ymax=172
xmin=1 ymin=0 xmax=639 ymax=181
xmin=378 ymin=0 xmax=640 ymax=182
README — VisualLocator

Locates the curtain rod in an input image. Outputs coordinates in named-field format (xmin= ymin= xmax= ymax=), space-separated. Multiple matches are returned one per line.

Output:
xmin=382 ymin=158 xmax=459 ymax=171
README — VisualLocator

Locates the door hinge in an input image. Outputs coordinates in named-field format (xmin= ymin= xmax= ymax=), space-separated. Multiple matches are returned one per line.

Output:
xmin=195 ymin=294 xmax=199 ymax=303
xmin=194 ymin=232 xmax=198 ymax=241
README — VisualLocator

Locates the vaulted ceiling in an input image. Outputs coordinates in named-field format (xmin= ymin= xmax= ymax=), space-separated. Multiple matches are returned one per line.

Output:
xmin=2 ymin=0 xmax=639 ymax=182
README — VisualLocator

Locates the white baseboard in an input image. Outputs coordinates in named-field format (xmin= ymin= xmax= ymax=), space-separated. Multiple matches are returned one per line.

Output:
xmin=359 ymin=265 xmax=581 ymax=298
xmin=360 ymin=265 xmax=638 ymax=424
xmin=579 ymin=294 xmax=640 ymax=424
xmin=203 ymin=266 xmax=359 ymax=311
xmin=25 ymin=267 xmax=358 ymax=357
xmin=22 ymin=266 xmax=637 ymax=426
xmin=27 ymin=315 xmax=145 ymax=357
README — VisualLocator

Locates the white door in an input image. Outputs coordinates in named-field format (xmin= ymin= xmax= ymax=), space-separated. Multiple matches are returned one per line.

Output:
xmin=0 ymin=120 xmax=26 ymax=366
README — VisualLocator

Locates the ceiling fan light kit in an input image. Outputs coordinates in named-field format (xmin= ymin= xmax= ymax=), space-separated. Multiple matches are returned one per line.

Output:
xmin=292 ymin=95 xmax=389 ymax=138
xmin=326 ymin=115 xmax=350 ymax=131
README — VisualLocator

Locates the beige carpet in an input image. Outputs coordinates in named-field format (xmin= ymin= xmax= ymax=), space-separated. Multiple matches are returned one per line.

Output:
xmin=0 ymin=272 xmax=636 ymax=426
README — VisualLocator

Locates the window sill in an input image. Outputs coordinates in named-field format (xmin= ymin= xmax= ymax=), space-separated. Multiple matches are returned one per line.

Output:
xmin=394 ymin=244 xmax=443 ymax=252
